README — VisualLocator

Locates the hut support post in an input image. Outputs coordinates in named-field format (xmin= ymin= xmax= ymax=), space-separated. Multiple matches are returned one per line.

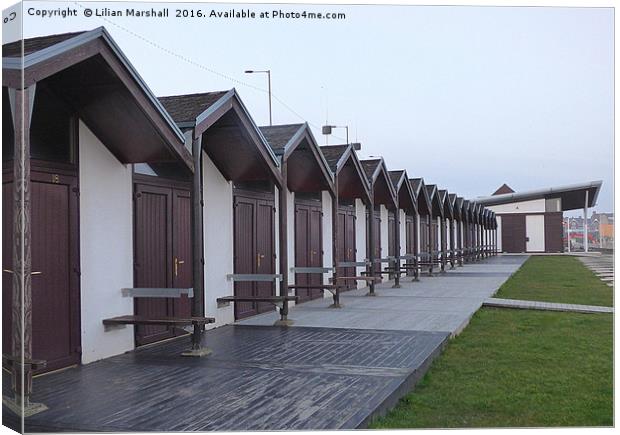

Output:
xmin=414 ymin=213 xmax=420 ymax=281
xmin=366 ymin=200 xmax=376 ymax=296
xmin=330 ymin=181 xmax=341 ymax=308
xmin=449 ymin=219 xmax=455 ymax=269
xmin=275 ymin=162 xmax=292 ymax=325
xmin=427 ymin=216 xmax=433 ymax=276
xmin=392 ymin=207 xmax=401 ymax=288
xmin=4 ymin=86 xmax=48 ymax=418
xmin=440 ymin=217 xmax=446 ymax=273
xmin=583 ymin=191 xmax=589 ymax=253
xmin=183 ymin=134 xmax=210 ymax=357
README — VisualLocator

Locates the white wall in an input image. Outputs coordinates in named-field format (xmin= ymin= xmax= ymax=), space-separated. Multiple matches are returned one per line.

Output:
xmin=496 ymin=215 xmax=503 ymax=251
xmin=321 ymin=192 xmax=334 ymax=298
xmin=488 ymin=198 xmax=545 ymax=214
xmin=79 ymin=121 xmax=134 ymax=364
xmin=202 ymin=153 xmax=235 ymax=327
xmin=355 ymin=199 xmax=367 ymax=289
xmin=286 ymin=189 xmax=296 ymax=305
xmin=399 ymin=209 xmax=407 ymax=267
xmin=380 ymin=205 xmax=389 ymax=259
xmin=526 ymin=215 xmax=546 ymax=252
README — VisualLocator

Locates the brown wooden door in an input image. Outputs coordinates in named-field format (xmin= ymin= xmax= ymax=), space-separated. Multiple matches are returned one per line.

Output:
xmin=233 ymin=192 xmax=276 ymax=319
xmin=544 ymin=212 xmax=563 ymax=253
xmin=419 ymin=215 xmax=428 ymax=257
xmin=255 ymin=199 xmax=276 ymax=314
xmin=3 ymin=172 xmax=81 ymax=373
xmin=295 ymin=201 xmax=323 ymax=303
xmin=134 ymin=183 xmax=191 ymax=346
xmin=367 ymin=209 xmax=382 ymax=275
xmin=337 ymin=206 xmax=356 ymax=291
xmin=501 ymin=214 xmax=526 ymax=253
xmin=172 ymin=190 xmax=192 ymax=319
xmin=405 ymin=214 xmax=415 ymax=276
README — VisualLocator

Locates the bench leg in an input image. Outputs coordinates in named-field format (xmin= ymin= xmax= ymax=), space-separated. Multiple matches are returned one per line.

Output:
xmin=329 ymin=287 xmax=343 ymax=308
xmin=181 ymin=324 xmax=212 ymax=357
xmin=274 ymin=300 xmax=294 ymax=326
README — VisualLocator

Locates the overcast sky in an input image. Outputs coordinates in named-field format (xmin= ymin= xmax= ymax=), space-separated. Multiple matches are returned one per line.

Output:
xmin=11 ymin=2 xmax=614 ymax=214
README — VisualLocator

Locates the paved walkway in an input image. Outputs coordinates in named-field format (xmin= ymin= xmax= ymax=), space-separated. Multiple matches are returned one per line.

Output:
xmin=578 ymin=254 xmax=614 ymax=287
xmin=483 ymin=297 xmax=613 ymax=314
xmin=239 ymin=255 xmax=528 ymax=336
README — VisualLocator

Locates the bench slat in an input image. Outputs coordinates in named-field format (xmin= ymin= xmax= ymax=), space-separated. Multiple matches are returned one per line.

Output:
xmin=121 ymin=288 xmax=193 ymax=298
xmin=226 ymin=274 xmax=282 ymax=282
xmin=103 ymin=315 xmax=214 ymax=326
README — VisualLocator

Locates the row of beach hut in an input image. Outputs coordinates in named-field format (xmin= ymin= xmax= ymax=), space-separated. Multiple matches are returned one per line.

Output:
xmin=2 ymin=27 xmax=498 ymax=400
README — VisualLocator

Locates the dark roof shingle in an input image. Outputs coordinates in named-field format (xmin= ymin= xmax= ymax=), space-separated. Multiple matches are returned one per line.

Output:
xmin=259 ymin=124 xmax=304 ymax=154
xmin=388 ymin=170 xmax=404 ymax=189
xmin=360 ymin=159 xmax=381 ymax=182
xmin=3 ymin=31 xmax=86 ymax=57
xmin=319 ymin=145 xmax=349 ymax=173
xmin=158 ymin=91 xmax=229 ymax=123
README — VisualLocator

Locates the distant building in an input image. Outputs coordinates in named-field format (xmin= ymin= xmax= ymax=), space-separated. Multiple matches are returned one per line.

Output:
xmin=476 ymin=181 xmax=602 ymax=253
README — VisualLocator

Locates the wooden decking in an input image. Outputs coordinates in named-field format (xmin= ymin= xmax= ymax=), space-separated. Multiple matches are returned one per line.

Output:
xmin=3 ymin=325 xmax=448 ymax=432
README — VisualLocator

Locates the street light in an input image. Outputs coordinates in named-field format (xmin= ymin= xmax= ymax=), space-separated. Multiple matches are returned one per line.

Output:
xmin=322 ymin=124 xmax=349 ymax=144
xmin=244 ymin=69 xmax=272 ymax=126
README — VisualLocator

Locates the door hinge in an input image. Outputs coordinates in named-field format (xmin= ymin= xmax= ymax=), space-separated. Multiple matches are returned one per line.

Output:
xmin=73 ymin=267 xmax=81 ymax=276
xmin=72 ymin=187 xmax=80 ymax=197
xmin=134 ymin=192 xmax=142 ymax=199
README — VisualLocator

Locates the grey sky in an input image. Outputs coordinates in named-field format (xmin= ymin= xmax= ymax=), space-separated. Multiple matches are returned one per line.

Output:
xmin=13 ymin=2 xmax=614 ymax=214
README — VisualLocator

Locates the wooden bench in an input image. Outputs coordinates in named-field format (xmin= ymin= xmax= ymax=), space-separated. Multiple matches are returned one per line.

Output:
xmin=219 ymin=274 xmax=294 ymax=325
xmin=102 ymin=287 xmax=215 ymax=357
xmin=103 ymin=315 xmax=214 ymax=327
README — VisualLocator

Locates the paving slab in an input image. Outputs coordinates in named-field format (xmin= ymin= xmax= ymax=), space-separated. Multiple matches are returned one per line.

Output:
xmin=483 ymin=297 xmax=613 ymax=314
xmin=239 ymin=255 xmax=528 ymax=336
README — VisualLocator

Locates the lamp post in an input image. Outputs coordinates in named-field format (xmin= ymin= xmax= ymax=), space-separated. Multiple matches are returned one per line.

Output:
xmin=244 ymin=69 xmax=272 ymax=126
xmin=322 ymin=124 xmax=349 ymax=144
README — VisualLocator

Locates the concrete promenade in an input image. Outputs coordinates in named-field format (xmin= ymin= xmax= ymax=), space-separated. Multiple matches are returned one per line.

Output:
xmin=239 ymin=255 xmax=528 ymax=336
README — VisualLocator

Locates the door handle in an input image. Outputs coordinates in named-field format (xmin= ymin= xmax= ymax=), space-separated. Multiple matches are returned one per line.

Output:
xmin=257 ymin=254 xmax=265 ymax=269
xmin=174 ymin=258 xmax=185 ymax=277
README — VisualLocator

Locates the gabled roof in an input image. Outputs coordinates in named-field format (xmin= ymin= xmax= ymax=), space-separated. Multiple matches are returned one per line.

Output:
xmin=388 ymin=170 xmax=417 ymax=213
xmin=410 ymin=178 xmax=432 ymax=216
xmin=438 ymin=190 xmax=453 ymax=219
xmin=360 ymin=158 xmax=397 ymax=207
xmin=259 ymin=124 xmax=305 ymax=155
xmin=426 ymin=184 xmax=444 ymax=218
xmin=260 ymin=123 xmax=334 ymax=194
xmin=159 ymin=91 xmax=229 ymax=125
xmin=493 ymin=183 xmax=515 ymax=196
xmin=319 ymin=144 xmax=371 ymax=203
xmin=319 ymin=144 xmax=350 ymax=173
xmin=3 ymin=31 xmax=86 ymax=57
xmin=3 ymin=27 xmax=191 ymax=172
xmin=476 ymin=181 xmax=602 ymax=211
xmin=454 ymin=196 xmax=464 ymax=220
xmin=159 ymin=88 xmax=281 ymax=185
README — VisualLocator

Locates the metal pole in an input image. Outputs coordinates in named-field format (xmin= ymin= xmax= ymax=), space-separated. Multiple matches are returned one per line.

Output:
xmin=566 ymin=218 xmax=571 ymax=252
xmin=583 ymin=191 xmax=589 ymax=253
xmin=267 ymin=70 xmax=272 ymax=126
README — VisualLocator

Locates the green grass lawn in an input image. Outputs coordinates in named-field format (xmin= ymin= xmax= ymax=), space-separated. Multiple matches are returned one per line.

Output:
xmin=371 ymin=308 xmax=613 ymax=428
xmin=495 ymin=256 xmax=613 ymax=307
